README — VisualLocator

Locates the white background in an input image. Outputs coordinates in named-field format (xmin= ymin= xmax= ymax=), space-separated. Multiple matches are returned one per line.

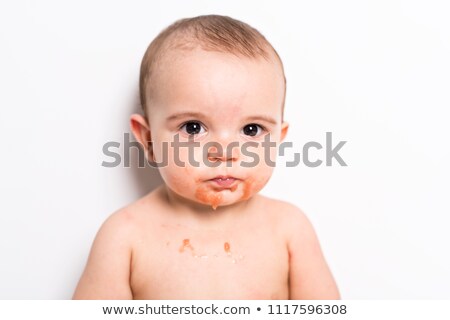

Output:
xmin=0 ymin=0 xmax=449 ymax=299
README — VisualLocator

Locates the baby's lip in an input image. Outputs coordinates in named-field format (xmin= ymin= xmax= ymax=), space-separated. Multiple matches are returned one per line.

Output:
xmin=209 ymin=175 xmax=238 ymax=180
xmin=208 ymin=176 xmax=239 ymax=188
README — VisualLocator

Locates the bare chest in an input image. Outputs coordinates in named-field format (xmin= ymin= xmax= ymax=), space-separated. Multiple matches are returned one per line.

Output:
xmin=130 ymin=226 xmax=289 ymax=299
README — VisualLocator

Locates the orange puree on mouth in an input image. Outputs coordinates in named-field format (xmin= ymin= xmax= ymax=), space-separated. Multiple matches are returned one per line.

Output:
xmin=194 ymin=178 xmax=251 ymax=210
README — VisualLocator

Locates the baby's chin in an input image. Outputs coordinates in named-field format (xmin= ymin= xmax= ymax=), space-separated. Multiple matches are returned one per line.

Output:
xmin=166 ymin=176 xmax=267 ymax=210
xmin=193 ymin=190 xmax=248 ymax=210
xmin=192 ymin=182 xmax=258 ymax=210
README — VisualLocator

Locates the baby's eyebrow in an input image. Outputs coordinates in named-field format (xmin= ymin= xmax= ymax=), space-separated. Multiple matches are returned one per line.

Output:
xmin=245 ymin=115 xmax=277 ymax=125
xmin=166 ymin=111 xmax=206 ymax=122
xmin=166 ymin=112 xmax=278 ymax=125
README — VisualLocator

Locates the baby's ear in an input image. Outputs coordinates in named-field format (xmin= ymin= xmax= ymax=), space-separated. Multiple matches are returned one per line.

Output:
xmin=130 ymin=114 xmax=153 ymax=160
xmin=280 ymin=121 xmax=289 ymax=142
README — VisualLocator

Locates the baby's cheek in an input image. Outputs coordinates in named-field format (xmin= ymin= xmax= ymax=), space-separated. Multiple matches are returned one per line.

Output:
xmin=240 ymin=175 xmax=270 ymax=201
xmin=159 ymin=165 xmax=192 ymax=195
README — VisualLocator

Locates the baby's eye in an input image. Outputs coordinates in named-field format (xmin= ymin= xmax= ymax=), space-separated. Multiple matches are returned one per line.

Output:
xmin=241 ymin=123 xmax=264 ymax=137
xmin=180 ymin=121 xmax=206 ymax=136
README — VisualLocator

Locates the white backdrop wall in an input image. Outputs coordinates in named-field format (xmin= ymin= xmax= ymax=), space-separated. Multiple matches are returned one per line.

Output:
xmin=0 ymin=0 xmax=449 ymax=299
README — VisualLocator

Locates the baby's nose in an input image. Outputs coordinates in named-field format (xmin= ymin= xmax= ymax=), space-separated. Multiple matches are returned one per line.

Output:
xmin=206 ymin=140 xmax=240 ymax=163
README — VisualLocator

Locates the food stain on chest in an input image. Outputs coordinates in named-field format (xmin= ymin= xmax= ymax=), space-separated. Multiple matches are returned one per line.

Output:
xmin=178 ymin=239 xmax=194 ymax=255
xmin=178 ymin=239 xmax=245 ymax=263
xmin=224 ymin=242 xmax=231 ymax=255
xmin=223 ymin=241 xmax=245 ymax=264
xmin=178 ymin=238 xmax=206 ymax=259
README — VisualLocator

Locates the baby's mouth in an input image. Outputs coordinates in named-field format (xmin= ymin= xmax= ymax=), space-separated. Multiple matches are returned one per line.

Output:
xmin=208 ymin=176 xmax=239 ymax=188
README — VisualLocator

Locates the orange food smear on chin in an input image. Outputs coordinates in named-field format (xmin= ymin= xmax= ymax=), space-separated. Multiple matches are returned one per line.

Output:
xmin=194 ymin=178 xmax=242 ymax=209
xmin=241 ymin=178 xmax=254 ymax=201
xmin=195 ymin=186 xmax=223 ymax=210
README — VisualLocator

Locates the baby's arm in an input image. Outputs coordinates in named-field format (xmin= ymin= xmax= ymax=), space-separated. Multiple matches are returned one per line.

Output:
xmin=73 ymin=210 xmax=134 ymax=299
xmin=286 ymin=207 xmax=340 ymax=299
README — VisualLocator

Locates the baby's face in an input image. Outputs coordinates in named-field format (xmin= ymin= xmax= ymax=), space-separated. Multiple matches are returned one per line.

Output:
xmin=147 ymin=48 xmax=288 ymax=209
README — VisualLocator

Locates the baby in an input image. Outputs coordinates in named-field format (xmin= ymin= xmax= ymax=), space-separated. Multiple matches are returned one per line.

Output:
xmin=73 ymin=15 xmax=340 ymax=300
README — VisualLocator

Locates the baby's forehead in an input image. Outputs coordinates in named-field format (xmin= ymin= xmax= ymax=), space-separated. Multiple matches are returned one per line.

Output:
xmin=153 ymin=45 xmax=284 ymax=92
xmin=157 ymin=47 xmax=282 ymax=89
xmin=148 ymin=48 xmax=285 ymax=122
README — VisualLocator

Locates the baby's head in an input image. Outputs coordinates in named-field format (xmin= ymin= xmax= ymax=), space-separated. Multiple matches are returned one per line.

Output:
xmin=131 ymin=14 xmax=289 ymax=210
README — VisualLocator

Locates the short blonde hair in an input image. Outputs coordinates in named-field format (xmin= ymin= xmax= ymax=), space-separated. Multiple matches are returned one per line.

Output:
xmin=139 ymin=14 xmax=286 ymax=118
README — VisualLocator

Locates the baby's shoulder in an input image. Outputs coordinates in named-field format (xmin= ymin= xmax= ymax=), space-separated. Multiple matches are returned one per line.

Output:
xmin=96 ymin=203 xmax=141 ymax=244
xmin=256 ymin=194 xmax=310 ymax=230
xmin=100 ymin=188 xmax=163 ymax=235
xmin=257 ymin=194 xmax=306 ymax=216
